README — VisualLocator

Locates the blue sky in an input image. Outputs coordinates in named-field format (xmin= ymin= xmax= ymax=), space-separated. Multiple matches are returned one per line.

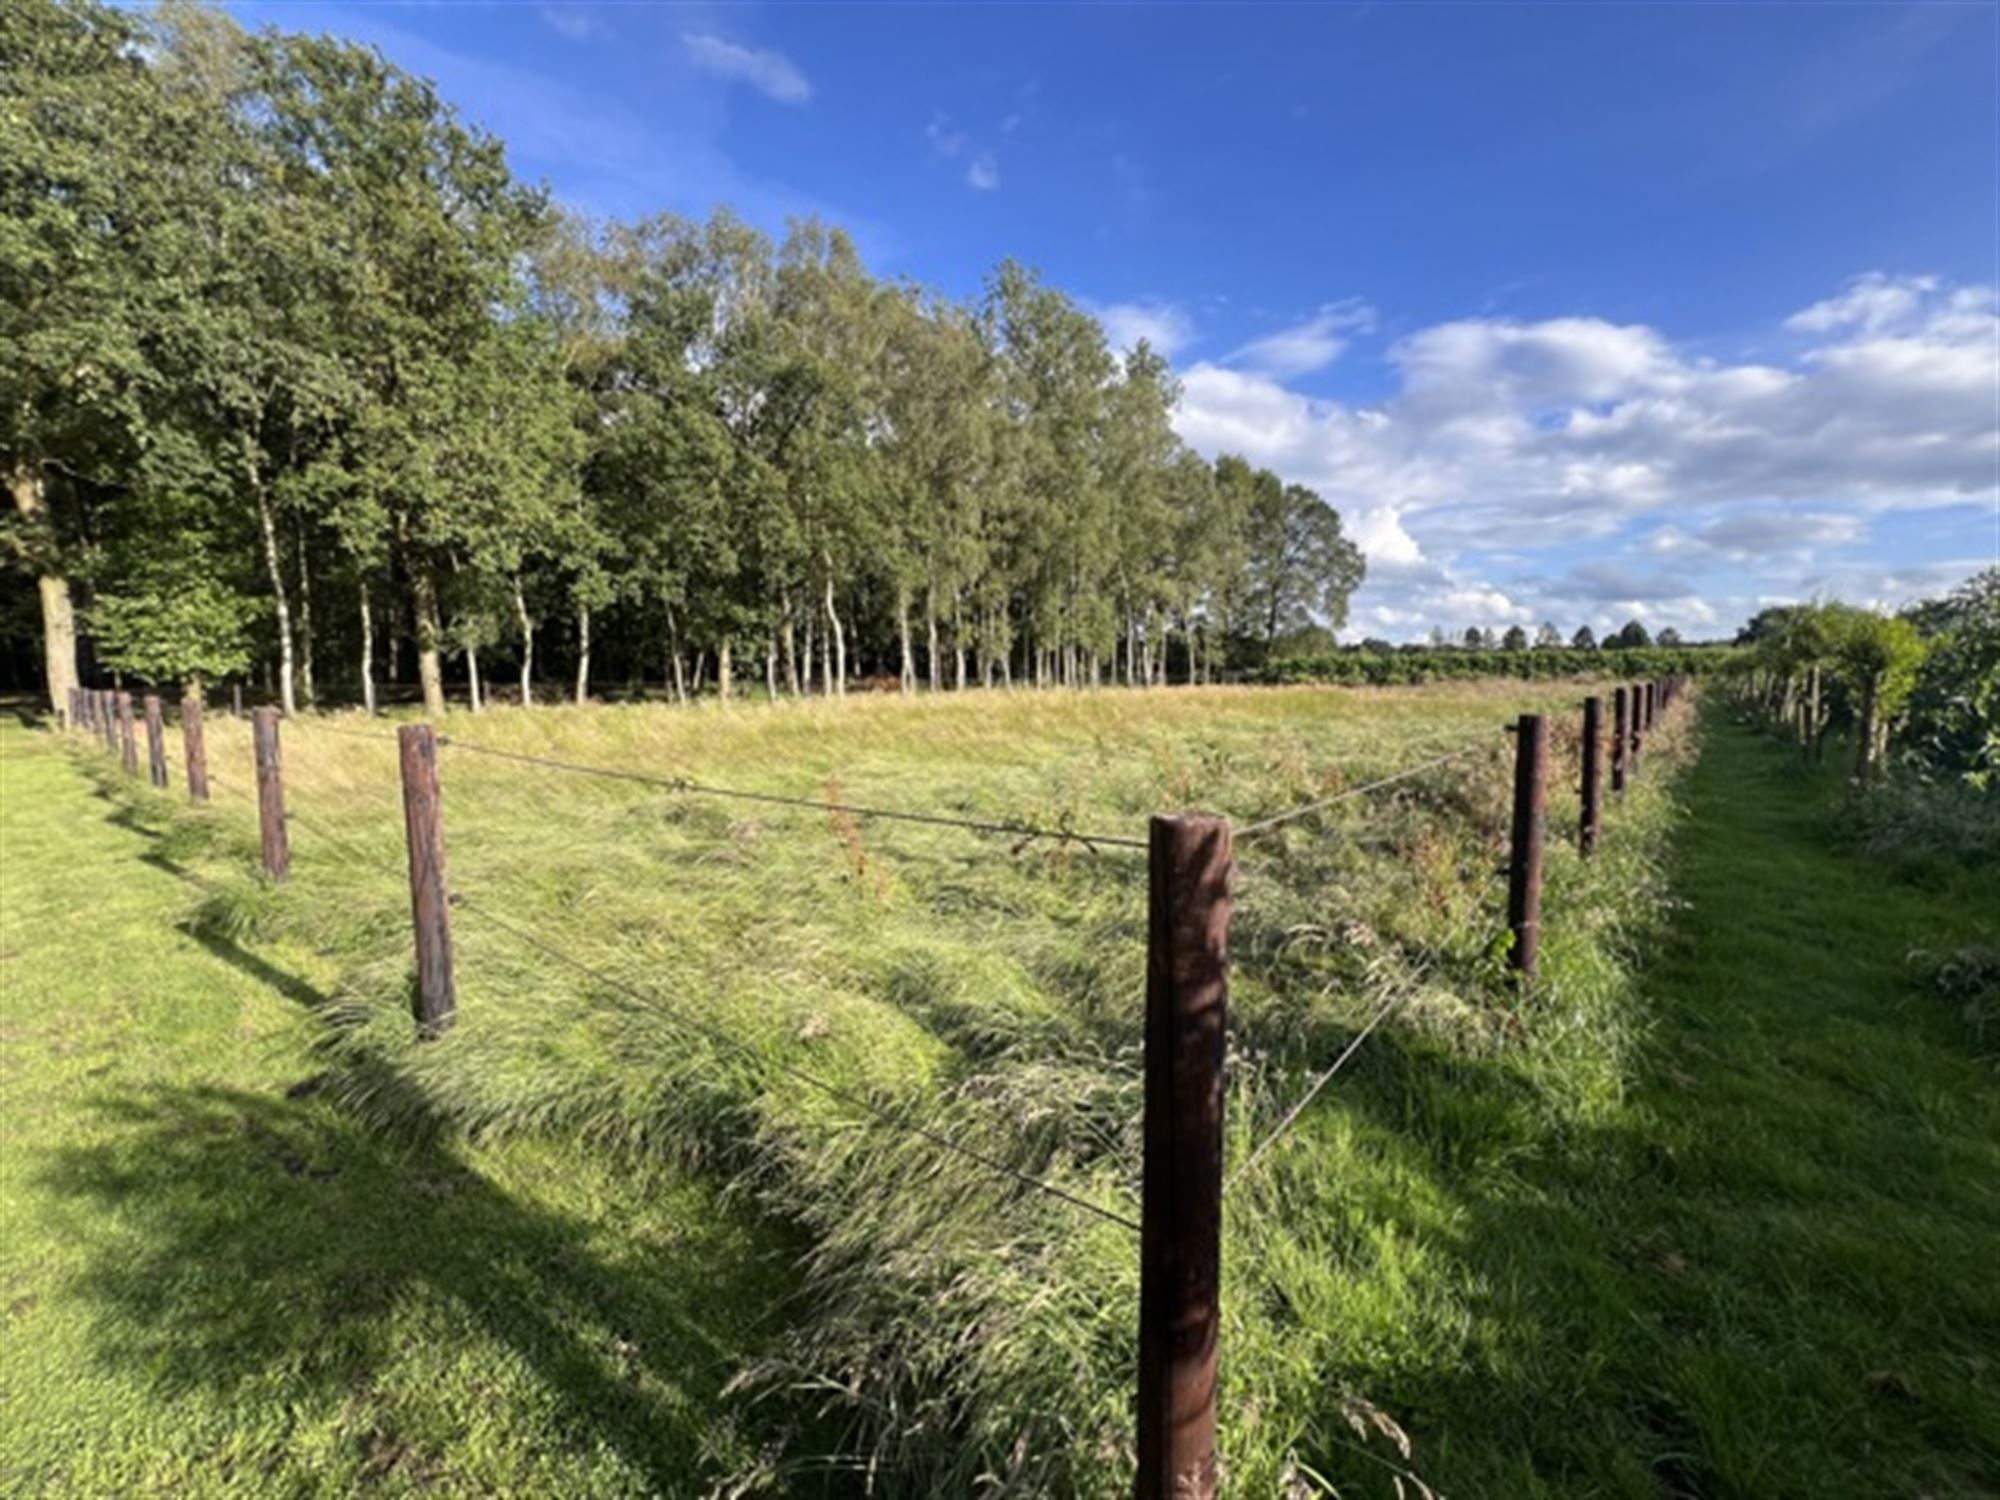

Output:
xmin=233 ymin=0 xmax=1999 ymax=640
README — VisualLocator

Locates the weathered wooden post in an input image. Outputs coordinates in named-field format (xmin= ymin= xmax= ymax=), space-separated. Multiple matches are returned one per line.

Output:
xmin=1506 ymin=714 xmax=1548 ymax=981
xmin=1629 ymin=682 xmax=1644 ymax=775
xmin=397 ymin=724 xmax=457 ymax=1036
xmin=182 ymin=695 xmax=210 ymax=803
xmin=100 ymin=691 xmax=118 ymax=753
xmin=232 ymin=682 xmax=244 ymax=719
xmin=1580 ymin=695 xmax=1603 ymax=856
xmin=115 ymin=691 xmax=138 ymax=776
xmin=252 ymin=707 xmax=289 ymax=881
xmin=1137 ymin=813 xmax=1230 ymax=1500
xmin=1611 ymin=685 xmax=1629 ymax=794
xmin=143 ymin=695 xmax=168 ymax=788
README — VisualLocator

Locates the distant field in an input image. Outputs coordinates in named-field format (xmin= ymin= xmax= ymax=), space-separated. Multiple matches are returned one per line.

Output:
xmin=36 ymin=684 xmax=1994 ymax=1498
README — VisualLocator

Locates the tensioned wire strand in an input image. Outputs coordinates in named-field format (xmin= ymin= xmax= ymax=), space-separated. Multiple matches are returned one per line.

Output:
xmin=1228 ymin=980 xmax=1417 ymax=1189
xmin=448 ymin=891 xmax=1143 ymax=1234
xmin=1231 ymin=738 xmax=1498 ymax=842
xmin=279 ymin=799 xmax=1143 ymax=1235
xmin=432 ymin=734 xmax=1151 ymax=852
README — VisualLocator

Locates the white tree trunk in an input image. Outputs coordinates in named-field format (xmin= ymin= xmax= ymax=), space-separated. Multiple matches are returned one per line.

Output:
xmin=296 ymin=534 xmax=316 ymax=708
xmin=824 ymin=567 xmax=846 ymax=697
xmin=359 ymin=584 xmax=377 ymax=715
xmin=467 ymin=642 xmax=483 ymax=712
xmin=514 ymin=580 xmax=534 ymax=707
xmin=897 ymin=587 xmax=914 ymax=694
xmin=254 ymin=481 xmax=297 ymax=716
xmin=575 ymin=602 xmax=591 ymax=705
xmin=718 ymin=638 xmax=733 ymax=700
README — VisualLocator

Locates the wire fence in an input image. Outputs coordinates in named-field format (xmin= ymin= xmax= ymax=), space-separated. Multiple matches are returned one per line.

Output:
xmin=53 ymin=671 xmax=1693 ymax=1499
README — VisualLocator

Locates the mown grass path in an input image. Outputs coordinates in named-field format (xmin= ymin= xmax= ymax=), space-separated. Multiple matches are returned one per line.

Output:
xmin=0 ymin=717 xmax=796 ymax=1498
xmin=1522 ymin=712 xmax=2000 ymax=1498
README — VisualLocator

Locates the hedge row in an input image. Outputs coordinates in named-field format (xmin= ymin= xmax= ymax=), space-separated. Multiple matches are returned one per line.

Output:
xmin=1260 ymin=645 xmax=1746 ymax=687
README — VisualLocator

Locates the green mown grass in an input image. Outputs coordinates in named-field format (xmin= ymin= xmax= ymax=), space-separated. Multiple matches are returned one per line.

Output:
xmin=0 ymin=714 xmax=804 ymax=1497
xmin=4 ymin=689 xmax=1994 ymax=1496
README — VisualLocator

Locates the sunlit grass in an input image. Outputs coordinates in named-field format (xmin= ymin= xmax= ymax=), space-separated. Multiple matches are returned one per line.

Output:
xmin=42 ymin=679 xmax=1691 ymax=1495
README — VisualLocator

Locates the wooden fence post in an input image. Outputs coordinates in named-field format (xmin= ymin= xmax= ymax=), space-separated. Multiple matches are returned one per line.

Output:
xmin=1507 ymin=714 xmax=1548 ymax=981
xmin=397 ymin=724 xmax=457 ymax=1036
xmin=1611 ymin=685 xmax=1628 ymax=795
xmin=182 ymin=696 xmax=210 ymax=803
xmin=1628 ymin=683 xmax=1644 ymax=775
xmin=232 ymin=682 xmax=244 ymax=719
xmin=100 ymin=691 xmax=118 ymax=753
xmin=1137 ymin=813 xmax=1230 ymax=1500
xmin=116 ymin=691 xmax=137 ymax=776
xmin=1580 ymin=695 xmax=1603 ymax=856
xmin=144 ymin=695 xmax=168 ymax=788
xmin=252 ymin=707 xmax=289 ymax=881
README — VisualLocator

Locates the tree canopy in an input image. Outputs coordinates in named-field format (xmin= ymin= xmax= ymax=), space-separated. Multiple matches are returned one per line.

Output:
xmin=2 ymin=0 xmax=1368 ymax=709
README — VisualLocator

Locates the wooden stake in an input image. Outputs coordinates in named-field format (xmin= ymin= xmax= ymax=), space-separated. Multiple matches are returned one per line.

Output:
xmin=1507 ymin=714 xmax=1548 ymax=980
xmin=144 ymin=694 xmax=168 ymax=788
xmin=1137 ymin=813 xmax=1230 ymax=1500
xmin=252 ymin=707 xmax=289 ymax=881
xmin=1580 ymin=695 xmax=1603 ymax=856
xmin=116 ymin=692 xmax=137 ymax=776
xmin=182 ymin=696 xmax=210 ymax=802
xmin=1611 ymin=685 xmax=1628 ymax=795
xmin=397 ymin=724 xmax=457 ymax=1036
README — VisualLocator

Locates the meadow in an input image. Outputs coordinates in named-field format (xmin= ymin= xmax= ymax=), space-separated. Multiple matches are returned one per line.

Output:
xmin=14 ymin=680 xmax=1993 ymax=1498
xmin=6 ymin=680 xmax=1687 ymax=1495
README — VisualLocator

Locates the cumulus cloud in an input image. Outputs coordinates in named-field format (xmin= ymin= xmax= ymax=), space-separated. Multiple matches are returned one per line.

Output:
xmin=682 ymin=33 xmax=811 ymax=104
xmin=1227 ymin=299 xmax=1375 ymax=378
xmin=1092 ymin=300 xmax=1196 ymax=360
xmin=966 ymin=151 xmax=1000 ymax=191
xmin=1169 ymin=273 xmax=1999 ymax=638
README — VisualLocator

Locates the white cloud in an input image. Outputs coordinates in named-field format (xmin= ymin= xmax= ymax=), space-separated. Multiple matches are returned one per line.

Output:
xmin=1786 ymin=271 xmax=1939 ymax=336
xmin=966 ymin=151 xmax=1000 ymax=191
xmin=682 ymin=33 xmax=811 ymax=104
xmin=1092 ymin=300 xmax=1196 ymax=360
xmin=1227 ymin=300 xmax=1375 ymax=377
xmin=1169 ymin=274 xmax=1999 ymax=638
xmin=539 ymin=4 xmax=602 ymax=41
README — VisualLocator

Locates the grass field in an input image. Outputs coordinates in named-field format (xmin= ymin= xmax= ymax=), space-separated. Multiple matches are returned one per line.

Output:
xmin=4 ymin=685 xmax=1995 ymax=1496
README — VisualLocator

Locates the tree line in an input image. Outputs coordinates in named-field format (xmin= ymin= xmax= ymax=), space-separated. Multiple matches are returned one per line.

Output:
xmin=3 ymin=0 xmax=1368 ymax=717
xmin=1735 ymin=568 xmax=1999 ymax=790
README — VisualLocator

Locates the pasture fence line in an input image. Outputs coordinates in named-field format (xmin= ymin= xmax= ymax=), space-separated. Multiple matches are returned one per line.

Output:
xmin=55 ymin=672 xmax=1694 ymax=1500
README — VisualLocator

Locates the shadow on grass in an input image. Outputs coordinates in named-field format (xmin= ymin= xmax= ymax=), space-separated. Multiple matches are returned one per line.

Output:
xmin=1264 ymin=712 xmax=2000 ymax=1499
xmin=34 ymin=1079 xmax=819 ymax=1494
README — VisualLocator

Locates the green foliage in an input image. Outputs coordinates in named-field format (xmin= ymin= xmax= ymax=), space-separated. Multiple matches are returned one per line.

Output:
xmin=1262 ymin=643 xmax=1739 ymax=686
xmin=1900 ymin=567 xmax=2000 ymax=788
xmin=88 ymin=568 xmax=256 ymax=686
xmin=5 ymin=3 xmax=1368 ymax=710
